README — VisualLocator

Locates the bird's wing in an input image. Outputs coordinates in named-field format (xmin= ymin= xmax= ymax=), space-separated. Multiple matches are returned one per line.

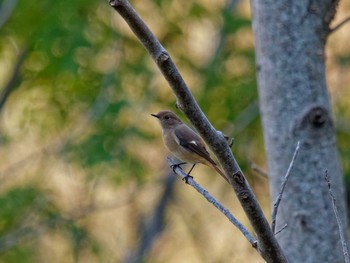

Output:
xmin=174 ymin=125 xmax=217 ymax=165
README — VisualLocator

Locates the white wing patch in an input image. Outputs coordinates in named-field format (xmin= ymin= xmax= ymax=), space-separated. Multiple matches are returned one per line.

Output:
xmin=174 ymin=134 xmax=180 ymax=145
xmin=189 ymin=140 xmax=198 ymax=146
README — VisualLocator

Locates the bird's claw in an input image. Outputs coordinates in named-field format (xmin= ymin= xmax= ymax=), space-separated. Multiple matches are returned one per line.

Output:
xmin=170 ymin=162 xmax=186 ymax=173
xmin=169 ymin=162 xmax=194 ymax=184
xmin=182 ymin=175 xmax=193 ymax=184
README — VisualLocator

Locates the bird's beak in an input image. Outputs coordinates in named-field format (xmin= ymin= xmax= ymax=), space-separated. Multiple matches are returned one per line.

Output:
xmin=151 ymin=113 xmax=159 ymax=119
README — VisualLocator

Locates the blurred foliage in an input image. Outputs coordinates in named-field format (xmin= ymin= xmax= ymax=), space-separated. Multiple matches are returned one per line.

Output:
xmin=0 ymin=0 xmax=349 ymax=262
xmin=0 ymin=187 xmax=39 ymax=235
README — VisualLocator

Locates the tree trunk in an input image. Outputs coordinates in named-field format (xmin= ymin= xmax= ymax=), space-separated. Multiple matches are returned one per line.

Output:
xmin=250 ymin=1 xmax=348 ymax=262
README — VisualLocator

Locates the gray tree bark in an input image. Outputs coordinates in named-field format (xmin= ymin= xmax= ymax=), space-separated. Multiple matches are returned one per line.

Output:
xmin=251 ymin=1 xmax=348 ymax=262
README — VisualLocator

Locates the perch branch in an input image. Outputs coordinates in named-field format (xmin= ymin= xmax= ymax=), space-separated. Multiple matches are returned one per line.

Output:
xmin=167 ymin=157 xmax=257 ymax=248
xmin=109 ymin=1 xmax=287 ymax=261
xmin=271 ymin=141 xmax=300 ymax=234
xmin=325 ymin=170 xmax=350 ymax=263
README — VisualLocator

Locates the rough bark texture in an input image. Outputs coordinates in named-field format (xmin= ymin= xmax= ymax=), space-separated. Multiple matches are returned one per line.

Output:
xmin=251 ymin=0 xmax=348 ymax=262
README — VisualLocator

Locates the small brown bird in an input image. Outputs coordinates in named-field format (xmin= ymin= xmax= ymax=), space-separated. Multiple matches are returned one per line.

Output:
xmin=151 ymin=110 xmax=228 ymax=183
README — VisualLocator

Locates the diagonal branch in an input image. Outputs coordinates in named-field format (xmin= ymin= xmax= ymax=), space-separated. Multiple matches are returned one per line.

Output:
xmin=271 ymin=141 xmax=300 ymax=234
xmin=167 ymin=157 xmax=257 ymax=248
xmin=250 ymin=161 xmax=268 ymax=178
xmin=0 ymin=48 xmax=27 ymax=113
xmin=108 ymin=1 xmax=287 ymax=262
xmin=124 ymin=173 xmax=177 ymax=263
xmin=325 ymin=170 xmax=350 ymax=263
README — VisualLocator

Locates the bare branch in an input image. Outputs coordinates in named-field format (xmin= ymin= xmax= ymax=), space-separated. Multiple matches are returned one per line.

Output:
xmin=329 ymin=15 xmax=350 ymax=35
xmin=0 ymin=48 xmax=27 ymax=113
xmin=109 ymin=1 xmax=287 ymax=261
xmin=218 ymin=131 xmax=234 ymax=148
xmin=275 ymin=224 xmax=288 ymax=236
xmin=167 ymin=157 xmax=257 ymax=248
xmin=124 ymin=173 xmax=177 ymax=263
xmin=250 ymin=161 xmax=268 ymax=178
xmin=325 ymin=170 xmax=350 ymax=263
xmin=232 ymin=99 xmax=260 ymax=135
xmin=271 ymin=141 xmax=300 ymax=234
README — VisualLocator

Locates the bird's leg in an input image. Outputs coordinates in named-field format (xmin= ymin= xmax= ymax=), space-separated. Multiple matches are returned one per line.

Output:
xmin=182 ymin=164 xmax=196 ymax=184
xmin=170 ymin=162 xmax=187 ymax=173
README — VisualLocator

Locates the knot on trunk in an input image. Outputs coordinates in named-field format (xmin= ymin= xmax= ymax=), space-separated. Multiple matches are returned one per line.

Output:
xmin=291 ymin=104 xmax=333 ymax=144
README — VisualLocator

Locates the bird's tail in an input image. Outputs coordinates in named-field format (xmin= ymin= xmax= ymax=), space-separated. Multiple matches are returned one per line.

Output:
xmin=209 ymin=163 xmax=229 ymax=183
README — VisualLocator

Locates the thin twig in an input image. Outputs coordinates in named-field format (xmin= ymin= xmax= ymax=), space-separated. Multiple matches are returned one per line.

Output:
xmin=325 ymin=170 xmax=350 ymax=263
xmin=274 ymin=224 xmax=287 ymax=236
xmin=232 ymin=99 xmax=260 ymax=135
xmin=228 ymin=137 xmax=234 ymax=147
xmin=329 ymin=15 xmax=350 ymax=35
xmin=250 ymin=161 xmax=268 ymax=178
xmin=218 ymin=131 xmax=234 ymax=148
xmin=166 ymin=157 xmax=257 ymax=248
xmin=271 ymin=141 xmax=300 ymax=234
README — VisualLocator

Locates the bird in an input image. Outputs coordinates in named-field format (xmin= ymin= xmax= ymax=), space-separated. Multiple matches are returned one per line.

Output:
xmin=151 ymin=110 xmax=228 ymax=183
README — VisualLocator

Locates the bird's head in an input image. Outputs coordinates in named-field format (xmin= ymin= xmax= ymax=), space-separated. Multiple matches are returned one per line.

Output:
xmin=151 ymin=110 xmax=183 ymax=129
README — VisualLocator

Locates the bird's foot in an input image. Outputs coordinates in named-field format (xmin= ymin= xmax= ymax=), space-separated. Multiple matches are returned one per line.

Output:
xmin=170 ymin=162 xmax=187 ymax=173
xmin=182 ymin=174 xmax=193 ymax=184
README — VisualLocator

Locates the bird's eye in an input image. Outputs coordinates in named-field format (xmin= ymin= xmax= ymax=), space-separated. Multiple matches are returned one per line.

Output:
xmin=164 ymin=116 xmax=170 ymax=120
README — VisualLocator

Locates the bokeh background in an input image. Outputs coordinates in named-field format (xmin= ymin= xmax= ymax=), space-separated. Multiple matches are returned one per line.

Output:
xmin=0 ymin=0 xmax=349 ymax=262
